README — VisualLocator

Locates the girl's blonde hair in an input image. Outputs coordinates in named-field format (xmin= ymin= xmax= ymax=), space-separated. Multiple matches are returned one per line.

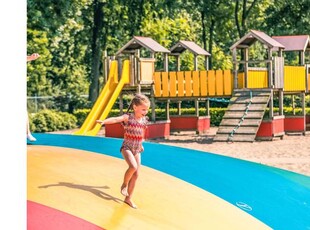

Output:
xmin=126 ymin=93 xmax=150 ymax=113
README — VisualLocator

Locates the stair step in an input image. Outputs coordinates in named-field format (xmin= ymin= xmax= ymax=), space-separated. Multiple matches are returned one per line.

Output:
xmin=230 ymin=96 xmax=270 ymax=104
xmin=233 ymin=89 xmax=272 ymax=95
xmin=223 ymin=111 xmax=265 ymax=119
xmin=213 ymin=134 xmax=256 ymax=142
xmin=234 ymin=92 xmax=272 ymax=97
xmin=227 ymin=103 xmax=266 ymax=111
xmin=219 ymin=119 xmax=261 ymax=127
xmin=217 ymin=126 xmax=258 ymax=134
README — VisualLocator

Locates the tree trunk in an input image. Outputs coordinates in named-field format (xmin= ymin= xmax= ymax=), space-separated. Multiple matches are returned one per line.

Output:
xmin=200 ymin=11 xmax=208 ymax=69
xmin=208 ymin=19 xmax=215 ymax=70
xmin=89 ymin=0 xmax=104 ymax=103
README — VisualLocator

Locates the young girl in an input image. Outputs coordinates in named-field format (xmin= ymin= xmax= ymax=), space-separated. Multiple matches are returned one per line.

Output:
xmin=96 ymin=93 xmax=150 ymax=209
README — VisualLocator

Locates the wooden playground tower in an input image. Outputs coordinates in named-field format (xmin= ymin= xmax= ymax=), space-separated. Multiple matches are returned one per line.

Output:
xmin=102 ymin=30 xmax=310 ymax=142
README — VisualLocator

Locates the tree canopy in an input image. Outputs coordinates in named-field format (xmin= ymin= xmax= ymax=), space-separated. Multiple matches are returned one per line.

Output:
xmin=27 ymin=0 xmax=310 ymax=109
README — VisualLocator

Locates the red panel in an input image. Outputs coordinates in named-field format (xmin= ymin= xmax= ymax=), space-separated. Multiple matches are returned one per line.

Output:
xmin=145 ymin=122 xmax=170 ymax=139
xmin=272 ymin=118 xmax=285 ymax=134
xmin=284 ymin=117 xmax=305 ymax=132
xmin=170 ymin=116 xmax=210 ymax=133
xmin=257 ymin=118 xmax=285 ymax=137
xmin=27 ymin=200 xmax=104 ymax=230
xmin=257 ymin=121 xmax=273 ymax=137
xmin=197 ymin=117 xmax=210 ymax=133
xmin=105 ymin=123 xmax=124 ymax=138
xmin=170 ymin=117 xmax=197 ymax=130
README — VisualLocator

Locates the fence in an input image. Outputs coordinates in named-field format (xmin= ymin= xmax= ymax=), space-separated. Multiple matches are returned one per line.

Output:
xmin=27 ymin=95 xmax=88 ymax=113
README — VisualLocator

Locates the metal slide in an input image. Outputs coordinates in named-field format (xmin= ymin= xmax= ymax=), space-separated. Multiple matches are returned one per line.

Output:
xmin=73 ymin=60 xmax=130 ymax=136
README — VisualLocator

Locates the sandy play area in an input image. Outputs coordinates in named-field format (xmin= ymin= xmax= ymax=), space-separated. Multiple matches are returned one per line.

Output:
xmin=149 ymin=127 xmax=310 ymax=177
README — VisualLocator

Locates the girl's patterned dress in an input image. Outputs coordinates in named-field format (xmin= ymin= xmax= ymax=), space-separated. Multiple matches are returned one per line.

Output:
xmin=120 ymin=113 xmax=148 ymax=155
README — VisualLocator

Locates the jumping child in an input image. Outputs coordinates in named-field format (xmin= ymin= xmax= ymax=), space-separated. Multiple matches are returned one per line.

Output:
xmin=96 ymin=93 xmax=150 ymax=209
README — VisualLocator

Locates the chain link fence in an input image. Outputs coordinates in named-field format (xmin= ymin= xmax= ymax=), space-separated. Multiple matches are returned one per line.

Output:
xmin=27 ymin=95 xmax=88 ymax=114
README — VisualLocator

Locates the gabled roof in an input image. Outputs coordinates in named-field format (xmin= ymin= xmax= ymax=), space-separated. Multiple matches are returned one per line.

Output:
xmin=170 ymin=41 xmax=211 ymax=56
xmin=116 ymin=36 xmax=170 ymax=56
xmin=230 ymin=30 xmax=285 ymax=50
xmin=272 ymin=35 xmax=310 ymax=51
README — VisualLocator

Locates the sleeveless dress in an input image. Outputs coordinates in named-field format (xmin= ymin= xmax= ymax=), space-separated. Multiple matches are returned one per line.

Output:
xmin=120 ymin=113 xmax=148 ymax=155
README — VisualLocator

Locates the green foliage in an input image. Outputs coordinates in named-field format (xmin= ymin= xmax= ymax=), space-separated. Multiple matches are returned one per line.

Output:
xmin=73 ymin=109 xmax=91 ymax=126
xmin=27 ymin=0 xmax=310 ymax=113
xmin=30 ymin=110 xmax=77 ymax=132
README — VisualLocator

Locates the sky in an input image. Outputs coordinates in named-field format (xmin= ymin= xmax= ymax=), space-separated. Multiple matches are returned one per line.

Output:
xmin=0 ymin=1 xmax=27 ymax=229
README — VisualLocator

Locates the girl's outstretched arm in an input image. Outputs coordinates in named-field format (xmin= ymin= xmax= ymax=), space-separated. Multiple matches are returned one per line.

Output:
xmin=27 ymin=53 xmax=40 ymax=62
xmin=96 ymin=114 xmax=129 ymax=125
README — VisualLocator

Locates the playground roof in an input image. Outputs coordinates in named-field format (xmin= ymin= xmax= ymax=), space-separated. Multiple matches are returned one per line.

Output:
xmin=169 ymin=41 xmax=211 ymax=56
xmin=115 ymin=36 xmax=170 ymax=56
xmin=272 ymin=35 xmax=310 ymax=51
xmin=230 ymin=30 xmax=285 ymax=50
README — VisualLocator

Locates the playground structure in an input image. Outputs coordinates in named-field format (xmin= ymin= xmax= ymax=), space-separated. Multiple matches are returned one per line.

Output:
xmin=74 ymin=30 xmax=310 ymax=142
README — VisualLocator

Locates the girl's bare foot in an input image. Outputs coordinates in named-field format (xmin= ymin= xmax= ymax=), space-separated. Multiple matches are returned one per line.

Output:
xmin=124 ymin=198 xmax=137 ymax=209
xmin=121 ymin=185 xmax=129 ymax=196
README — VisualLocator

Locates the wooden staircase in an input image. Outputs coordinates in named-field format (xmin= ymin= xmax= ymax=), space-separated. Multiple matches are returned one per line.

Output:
xmin=213 ymin=89 xmax=272 ymax=142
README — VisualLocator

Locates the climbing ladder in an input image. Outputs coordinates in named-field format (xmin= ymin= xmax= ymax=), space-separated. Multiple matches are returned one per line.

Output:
xmin=213 ymin=89 xmax=272 ymax=142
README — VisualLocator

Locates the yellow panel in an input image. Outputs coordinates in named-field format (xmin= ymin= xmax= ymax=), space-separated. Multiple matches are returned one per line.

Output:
xmin=284 ymin=66 xmax=306 ymax=91
xmin=177 ymin=71 xmax=185 ymax=97
xmin=162 ymin=72 xmax=169 ymax=97
xmin=238 ymin=73 xmax=244 ymax=88
xmin=248 ymin=70 xmax=268 ymax=88
xmin=192 ymin=71 xmax=200 ymax=96
xmin=200 ymin=71 xmax=208 ymax=96
xmin=154 ymin=72 xmax=162 ymax=97
xmin=28 ymin=146 xmax=271 ymax=230
xmin=208 ymin=70 xmax=216 ymax=96
xmin=223 ymin=70 xmax=233 ymax=95
xmin=169 ymin=72 xmax=177 ymax=97
xmin=185 ymin=71 xmax=192 ymax=97
xmin=308 ymin=74 xmax=310 ymax=91
xmin=215 ymin=70 xmax=224 ymax=96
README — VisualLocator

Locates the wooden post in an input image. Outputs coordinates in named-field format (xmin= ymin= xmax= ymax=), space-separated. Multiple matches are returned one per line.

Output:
xmin=301 ymin=92 xmax=305 ymax=116
xmin=302 ymin=92 xmax=306 ymax=135
xmin=232 ymin=48 xmax=238 ymax=89
xmin=279 ymin=90 xmax=284 ymax=115
xmin=176 ymin=55 xmax=180 ymax=71
xmin=195 ymin=99 xmax=199 ymax=116
xmin=206 ymin=99 xmax=210 ymax=116
xmin=164 ymin=53 xmax=169 ymax=72
xmin=177 ymin=101 xmax=182 ymax=115
xmin=205 ymin=56 xmax=209 ymax=70
xmin=244 ymin=48 xmax=248 ymax=88
xmin=166 ymin=99 xmax=170 ymax=120
xmin=151 ymin=86 xmax=156 ymax=122
xmin=269 ymin=90 xmax=274 ymax=119
xmin=299 ymin=51 xmax=305 ymax=65
xmin=267 ymin=49 xmax=273 ymax=88
xmin=292 ymin=95 xmax=295 ymax=115
xmin=194 ymin=55 xmax=198 ymax=71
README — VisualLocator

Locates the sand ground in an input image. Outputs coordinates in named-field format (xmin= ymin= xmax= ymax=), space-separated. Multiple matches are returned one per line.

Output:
xmin=51 ymin=127 xmax=310 ymax=177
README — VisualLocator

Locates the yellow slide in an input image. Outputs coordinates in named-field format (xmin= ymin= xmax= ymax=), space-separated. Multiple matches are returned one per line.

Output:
xmin=73 ymin=60 xmax=130 ymax=136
